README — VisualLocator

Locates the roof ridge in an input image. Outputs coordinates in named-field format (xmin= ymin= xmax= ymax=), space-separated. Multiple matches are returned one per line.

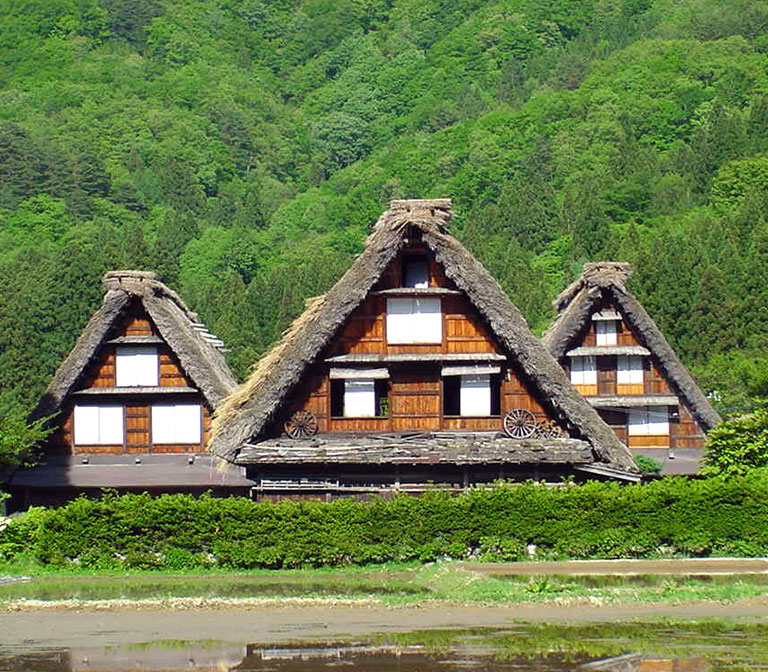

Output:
xmin=371 ymin=199 xmax=453 ymax=235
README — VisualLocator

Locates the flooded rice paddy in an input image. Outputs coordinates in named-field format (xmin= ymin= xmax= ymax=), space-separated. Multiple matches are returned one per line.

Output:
xmin=2 ymin=623 xmax=768 ymax=672
xmin=2 ymin=570 xmax=768 ymax=602
xmin=0 ymin=573 xmax=429 ymax=601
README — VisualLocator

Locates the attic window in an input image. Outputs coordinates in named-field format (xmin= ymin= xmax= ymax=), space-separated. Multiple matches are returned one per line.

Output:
xmin=406 ymin=225 xmax=422 ymax=242
xmin=116 ymin=346 xmax=159 ymax=386
xmin=596 ymin=320 xmax=618 ymax=346
xmin=386 ymin=297 xmax=442 ymax=343
xmin=402 ymin=256 xmax=429 ymax=288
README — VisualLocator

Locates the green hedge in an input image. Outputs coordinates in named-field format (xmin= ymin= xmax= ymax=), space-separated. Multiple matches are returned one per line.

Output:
xmin=3 ymin=473 xmax=768 ymax=569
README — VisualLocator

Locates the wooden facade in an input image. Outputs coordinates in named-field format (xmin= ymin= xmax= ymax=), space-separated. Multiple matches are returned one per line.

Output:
xmin=563 ymin=300 xmax=707 ymax=450
xmin=264 ymin=244 xmax=560 ymax=440
xmin=50 ymin=305 xmax=213 ymax=456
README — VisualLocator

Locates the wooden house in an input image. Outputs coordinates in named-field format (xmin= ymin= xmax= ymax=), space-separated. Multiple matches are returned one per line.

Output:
xmin=9 ymin=271 xmax=254 ymax=508
xmin=542 ymin=262 xmax=721 ymax=474
xmin=211 ymin=199 xmax=640 ymax=498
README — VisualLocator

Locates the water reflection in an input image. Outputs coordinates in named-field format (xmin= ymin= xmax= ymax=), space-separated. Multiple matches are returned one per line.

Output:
xmin=0 ymin=643 xmax=715 ymax=672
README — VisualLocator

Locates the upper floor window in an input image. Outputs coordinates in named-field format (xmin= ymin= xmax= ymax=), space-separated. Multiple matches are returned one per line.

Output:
xmin=74 ymin=405 xmax=123 ymax=445
xmin=443 ymin=371 xmax=501 ymax=416
xmin=402 ymin=256 xmax=429 ymax=288
xmin=570 ymin=355 xmax=597 ymax=394
xmin=386 ymin=297 xmax=442 ymax=344
xmin=596 ymin=319 xmax=618 ymax=346
xmin=116 ymin=346 xmax=159 ymax=386
xmin=617 ymin=355 xmax=644 ymax=391
xmin=330 ymin=377 xmax=389 ymax=418
xmin=152 ymin=403 xmax=202 ymax=444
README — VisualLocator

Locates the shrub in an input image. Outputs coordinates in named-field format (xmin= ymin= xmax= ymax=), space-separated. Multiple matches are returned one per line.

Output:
xmin=635 ymin=455 xmax=663 ymax=476
xmin=703 ymin=406 xmax=768 ymax=475
xmin=2 ymin=475 xmax=768 ymax=569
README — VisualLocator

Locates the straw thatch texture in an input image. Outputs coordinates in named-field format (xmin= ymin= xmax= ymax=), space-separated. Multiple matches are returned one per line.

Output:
xmin=32 ymin=271 xmax=237 ymax=421
xmin=542 ymin=262 xmax=721 ymax=432
xmin=212 ymin=200 xmax=638 ymax=475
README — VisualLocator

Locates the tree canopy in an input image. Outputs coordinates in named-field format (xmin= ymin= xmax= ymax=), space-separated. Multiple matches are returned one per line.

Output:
xmin=1 ymin=0 xmax=767 ymax=419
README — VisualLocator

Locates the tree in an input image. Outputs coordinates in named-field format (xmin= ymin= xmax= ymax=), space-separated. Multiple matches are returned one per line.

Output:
xmin=703 ymin=406 xmax=768 ymax=475
xmin=0 ymin=405 xmax=50 ymax=478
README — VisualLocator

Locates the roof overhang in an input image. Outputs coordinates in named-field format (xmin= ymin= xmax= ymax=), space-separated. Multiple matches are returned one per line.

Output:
xmin=574 ymin=463 xmax=641 ymax=482
xmin=567 ymin=346 xmax=650 ymax=357
xmin=10 ymin=454 xmax=255 ymax=489
xmin=236 ymin=433 xmax=594 ymax=466
xmin=587 ymin=395 xmax=679 ymax=408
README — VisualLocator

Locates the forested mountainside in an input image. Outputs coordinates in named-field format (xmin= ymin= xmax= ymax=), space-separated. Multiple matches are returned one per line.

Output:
xmin=2 ymin=0 xmax=768 ymax=422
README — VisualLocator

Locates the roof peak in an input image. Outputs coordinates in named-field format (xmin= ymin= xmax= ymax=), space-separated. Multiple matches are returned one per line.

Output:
xmin=552 ymin=262 xmax=633 ymax=313
xmin=373 ymin=198 xmax=453 ymax=235
xmin=581 ymin=262 xmax=633 ymax=288
xmin=103 ymin=270 xmax=158 ymax=295
xmin=388 ymin=198 xmax=452 ymax=212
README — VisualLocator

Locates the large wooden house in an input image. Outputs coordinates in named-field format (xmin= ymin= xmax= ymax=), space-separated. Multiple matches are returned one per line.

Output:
xmin=211 ymin=199 xmax=639 ymax=497
xmin=542 ymin=262 xmax=720 ymax=474
xmin=9 ymin=271 xmax=254 ymax=508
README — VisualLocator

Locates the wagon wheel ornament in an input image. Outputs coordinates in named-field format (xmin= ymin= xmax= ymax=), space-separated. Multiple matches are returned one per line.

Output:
xmin=503 ymin=409 xmax=537 ymax=439
xmin=284 ymin=410 xmax=318 ymax=439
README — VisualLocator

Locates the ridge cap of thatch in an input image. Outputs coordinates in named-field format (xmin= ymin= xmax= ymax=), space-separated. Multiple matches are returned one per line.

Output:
xmin=102 ymin=270 xmax=199 ymax=321
xmin=370 ymin=198 xmax=453 ymax=234
xmin=211 ymin=202 xmax=638 ymax=476
xmin=553 ymin=261 xmax=632 ymax=312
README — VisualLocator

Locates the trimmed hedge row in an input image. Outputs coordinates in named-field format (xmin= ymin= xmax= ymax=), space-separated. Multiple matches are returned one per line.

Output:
xmin=3 ymin=473 xmax=768 ymax=569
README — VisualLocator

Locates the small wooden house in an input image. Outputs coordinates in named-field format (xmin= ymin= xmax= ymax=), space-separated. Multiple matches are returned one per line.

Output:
xmin=211 ymin=199 xmax=639 ymax=498
xmin=542 ymin=262 xmax=721 ymax=474
xmin=9 ymin=271 xmax=254 ymax=508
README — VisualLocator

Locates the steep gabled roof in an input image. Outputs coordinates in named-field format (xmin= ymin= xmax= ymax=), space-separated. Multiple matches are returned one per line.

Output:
xmin=33 ymin=271 xmax=237 ymax=420
xmin=542 ymin=262 xmax=721 ymax=431
xmin=211 ymin=200 xmax=638 ymax=476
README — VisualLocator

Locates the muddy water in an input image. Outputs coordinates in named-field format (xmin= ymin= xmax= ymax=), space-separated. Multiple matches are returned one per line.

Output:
xmin=1 ymin=623 xmax=767 ymax=672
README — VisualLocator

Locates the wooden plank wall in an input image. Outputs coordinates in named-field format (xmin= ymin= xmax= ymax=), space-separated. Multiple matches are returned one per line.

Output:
xmin=60 ymin=402 xmax=212 ymax=455
xmin=671 ymin=404 xmax=706 ymax=449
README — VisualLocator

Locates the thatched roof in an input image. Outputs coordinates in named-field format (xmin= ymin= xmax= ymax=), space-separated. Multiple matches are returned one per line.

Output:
xmin=32 ymin=271 xmax=237 ymax=420
xmin=212 ymin=200 xmax=638 ymax=476
xmin=542 ymin=262 xmax=721 ymax=431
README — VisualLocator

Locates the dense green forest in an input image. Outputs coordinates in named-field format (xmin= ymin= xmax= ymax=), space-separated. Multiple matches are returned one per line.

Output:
xmin=2 ymin=0 xmax=768 ymax=429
